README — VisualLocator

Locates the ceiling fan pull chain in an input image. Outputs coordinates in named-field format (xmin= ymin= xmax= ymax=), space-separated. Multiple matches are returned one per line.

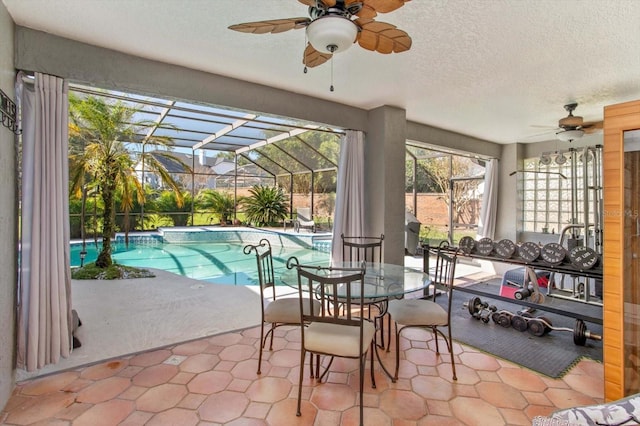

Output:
xmin=303 ymin=32 xmax=308 ymax=74
xmin=330 ymin=55 xmax=334 ymax=92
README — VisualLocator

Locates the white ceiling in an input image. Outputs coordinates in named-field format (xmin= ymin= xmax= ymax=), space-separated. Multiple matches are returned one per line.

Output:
xmin=4 ymin=0 xmax=640 ymax=144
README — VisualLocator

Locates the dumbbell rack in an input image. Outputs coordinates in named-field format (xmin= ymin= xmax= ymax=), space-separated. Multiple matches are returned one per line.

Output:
xmin=423 ymin=243 xmax=603 ymax=326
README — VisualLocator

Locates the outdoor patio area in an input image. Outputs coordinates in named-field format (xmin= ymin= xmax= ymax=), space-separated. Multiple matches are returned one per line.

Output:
xmin=1 ymin=327 xmax=603 ymax=425
xmin=1 ymin=255 xmax=605 ymax=425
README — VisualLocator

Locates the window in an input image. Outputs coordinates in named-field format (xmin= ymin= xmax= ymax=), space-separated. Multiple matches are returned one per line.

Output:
xmin=520 ymin=147 xmax=602 ymax=237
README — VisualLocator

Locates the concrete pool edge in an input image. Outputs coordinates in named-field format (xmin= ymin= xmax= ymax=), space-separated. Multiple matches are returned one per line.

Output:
xmin=71 ymin=226 xmax=333 ymax=251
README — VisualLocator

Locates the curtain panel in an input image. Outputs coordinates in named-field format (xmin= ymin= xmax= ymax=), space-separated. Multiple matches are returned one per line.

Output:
xmin=17 ymin=72 xmax=73 ymax=371
xmin=477 ymin=158 xmax=499 ymax=240
xmin=331 ymin=130 xmax=365 ymax=263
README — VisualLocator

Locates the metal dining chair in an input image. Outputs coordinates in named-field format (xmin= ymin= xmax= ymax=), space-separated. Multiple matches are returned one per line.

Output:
xmin=386 ymin=242 xmax=459 ymax=381
xmin=341 ymin=233 xmax=384 ymax=263
xmin=243 ymin=239 xmax=321 ymax=375
xmin=286 ymin=256 xmax=375 ymax=426
xmin=340 ymin=233 xmax=389 ymax=347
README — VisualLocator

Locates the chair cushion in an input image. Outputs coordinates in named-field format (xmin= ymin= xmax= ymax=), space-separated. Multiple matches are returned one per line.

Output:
xmin=387 ymin=299 xmax=448 ymax=326
xmin=549 ymin=393 xmax=640 ymax=426
xmin=304 ymin=321 xmax=375 ymax=358
xmin=264 ymin=298 xmax=321 ymax=324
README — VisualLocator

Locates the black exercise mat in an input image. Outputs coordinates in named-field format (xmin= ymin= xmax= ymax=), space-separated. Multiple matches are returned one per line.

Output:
xmin=438 ymin=280 xmax=603 ymax=378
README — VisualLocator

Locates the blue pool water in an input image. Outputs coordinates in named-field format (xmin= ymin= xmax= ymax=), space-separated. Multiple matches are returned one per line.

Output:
xmin=70 ymin=240 xmax=330 ymax=285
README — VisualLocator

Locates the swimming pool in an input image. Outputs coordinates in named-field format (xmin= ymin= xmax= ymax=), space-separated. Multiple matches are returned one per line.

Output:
xmin=70 ymin=228 xmax=332 ymax=285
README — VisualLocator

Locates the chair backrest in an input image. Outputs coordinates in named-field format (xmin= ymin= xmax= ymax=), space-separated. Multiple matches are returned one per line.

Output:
xmin=243 ymin=239 xmax=276 ymax=301
xmin=296 ymin=207 xmax=313 ymax=224
xmin=431 ymin=243 xmax=459 ymax=314
xmin=341 ymin=234 xmax=384 ymax=263
xmin=287 ymin=257 xmax=366 ymax=329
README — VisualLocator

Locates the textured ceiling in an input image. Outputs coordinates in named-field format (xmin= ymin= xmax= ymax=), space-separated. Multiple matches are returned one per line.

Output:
xmin=4 ymin=0 xmax=640 ymax=144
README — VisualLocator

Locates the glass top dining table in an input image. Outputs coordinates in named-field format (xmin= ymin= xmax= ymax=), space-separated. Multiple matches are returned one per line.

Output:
xmin=279 ymin=262 xmax=431 ymax=300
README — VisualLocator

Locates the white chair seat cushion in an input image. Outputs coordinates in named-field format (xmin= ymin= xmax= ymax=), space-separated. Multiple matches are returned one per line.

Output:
xmin=387 ymin=299 xmax=447 ymax=326
xmin=304 ymin=321 xmax=375 ymax=358
xmin=264 ymin=298 xmax=321 ymax=324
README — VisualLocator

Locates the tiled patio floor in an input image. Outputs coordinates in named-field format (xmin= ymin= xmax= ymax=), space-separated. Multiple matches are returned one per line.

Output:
xmin=1 ymin=324 xmax=603 ymax=426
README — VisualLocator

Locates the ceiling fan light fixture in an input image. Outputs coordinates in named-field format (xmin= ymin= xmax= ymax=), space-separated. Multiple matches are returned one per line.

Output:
xmin=306 ymin=15 xmax=358 ymax=54
xmin=539 ymin=153 xmax=552 ymax=166
xmin=556 ymin=129 xmax=584 ymax=142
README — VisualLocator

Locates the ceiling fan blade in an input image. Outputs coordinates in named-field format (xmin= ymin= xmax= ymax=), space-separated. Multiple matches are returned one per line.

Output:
xmin=356 ymin=19 xmax=412 ymax=53
xmin=303 ymin=43 xmax=332 ymax=68
xmin=582 ymin=120 xmax=603 ymax=133
xmin=361 ymin=0 xmax=410 ymax=14
xmin=228 ymin=17 xmax=310 ymax=34
xmin=559 ymin=115 xmax=583 ymax=129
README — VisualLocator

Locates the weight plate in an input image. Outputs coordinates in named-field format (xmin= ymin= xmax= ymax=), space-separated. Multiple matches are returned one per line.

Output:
xmin=574 ymin=319 xmax=587 ymax=346
xmin=541 ymin=243 xmax=567 ymax=266
xmin=529 ymin=292 xmax=545 ymax=304
xmin=511 ymin=315 xmax=528 ymax=332
xmin=528 ymin=319 xmax=546 ymax=337
xmin=476 ymin=237 xmax=494 ymax=256
xmin=495 ymin=239 xmax=516 ymax=259
xmin=518 ymin=242 xmax=541 ymax=263
xmin=568 ymin=246 xmax=599 ymax=270
xmin=491 ymin=312 xmax=501 ymax=324
xmin=468 ymin=297 xmax=481 ymax=316
xmin=458 ymin=236 xmax=475 ymax=254
xmin=497 ymin=313 xmax=512 ymax=328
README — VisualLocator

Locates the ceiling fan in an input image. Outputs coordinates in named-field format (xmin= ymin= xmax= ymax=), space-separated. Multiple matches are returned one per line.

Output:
xmin=228 ymin=0 xmax=412 ymax=69
xmin=553 ymin=103 xmax=603 ymax=142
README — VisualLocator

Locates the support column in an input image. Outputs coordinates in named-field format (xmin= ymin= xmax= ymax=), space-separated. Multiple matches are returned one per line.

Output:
xmin=365 ymin=106 xmax=407 ymax=265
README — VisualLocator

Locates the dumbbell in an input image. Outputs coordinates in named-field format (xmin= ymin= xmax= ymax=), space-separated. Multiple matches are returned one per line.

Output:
xmin=465 ymin=297 xmax=497 ymax=323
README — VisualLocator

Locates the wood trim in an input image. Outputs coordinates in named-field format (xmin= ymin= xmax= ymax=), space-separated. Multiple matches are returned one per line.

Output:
xmin=603 ymin=99 xmax=640 ymax=400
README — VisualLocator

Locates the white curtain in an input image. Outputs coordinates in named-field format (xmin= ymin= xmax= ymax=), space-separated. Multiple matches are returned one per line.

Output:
xmin=17 ymin=72 xmax=73 ymax=371
xmin=477 ymin=158 xmax=499 ymax=240
xmin=331 ymin=130 xmax=365 ymax=263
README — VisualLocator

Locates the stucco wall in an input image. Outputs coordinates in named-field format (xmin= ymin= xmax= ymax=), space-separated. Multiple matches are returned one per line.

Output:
xmin=0 ymin=1 xmax=16 ymax=411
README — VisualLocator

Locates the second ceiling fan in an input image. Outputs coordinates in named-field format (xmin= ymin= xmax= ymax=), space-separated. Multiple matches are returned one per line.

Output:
xmin=554 ymin=103 xmax=603 ymax=142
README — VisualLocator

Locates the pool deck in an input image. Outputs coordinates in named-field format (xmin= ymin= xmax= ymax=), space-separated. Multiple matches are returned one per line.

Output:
xmin=19 ymin=252 xmax=487 ymax=382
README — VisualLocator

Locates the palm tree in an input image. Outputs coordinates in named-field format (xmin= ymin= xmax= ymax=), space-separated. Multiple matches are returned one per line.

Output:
xmin=242 ymin=185 xmax=289 ymax=226
xmin=196 ymin=189 xmax=237 ymax=224
xmin=69 ymin=93 xmax=188 ymax=268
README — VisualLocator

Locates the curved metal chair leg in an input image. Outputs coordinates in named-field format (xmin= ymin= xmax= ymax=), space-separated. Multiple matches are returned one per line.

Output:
xmin=393 ymin=323 xmax=402 ymax=382
xmin=257 ymin=323 xmax=265 ymax=375
xmin=296 ymin=348 xmax=305 ymax=417
xmin=369 ymin=341 xmax=376 ymax=389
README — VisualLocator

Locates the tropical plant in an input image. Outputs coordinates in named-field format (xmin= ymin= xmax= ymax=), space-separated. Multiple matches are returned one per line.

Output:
xmin=69 ymin=93 xmax=189 ymax=268
xmin=241 ymin=185 xmax=289 ymax=226
xmin=196 ymin=189 xmax=237 ymax=224
xmin=152 ymin=190 xmax=193 ymax=226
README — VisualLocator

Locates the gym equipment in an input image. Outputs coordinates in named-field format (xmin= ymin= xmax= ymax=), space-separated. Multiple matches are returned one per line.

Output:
xmin=541 ymin=243 xmax=567 ymax=266
xmin=525 ymin=317 xmax=602 ymax=345
xmin=518 ymin=241 xmax=541 ymax=263
xmin=568 ymin=246 xmax=600 ymax=270
xmin=465 ymin=296 xmax=497 ymax=323
xmin=458 ymin=236 xmax=475 ymax=254
xmin=495 ymin=239 xmax=516 ymax=259
xmin=466 ymin=296 xmax=601 ymax=346
xmin=476 ymin=237 xmax=494 ymax=256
